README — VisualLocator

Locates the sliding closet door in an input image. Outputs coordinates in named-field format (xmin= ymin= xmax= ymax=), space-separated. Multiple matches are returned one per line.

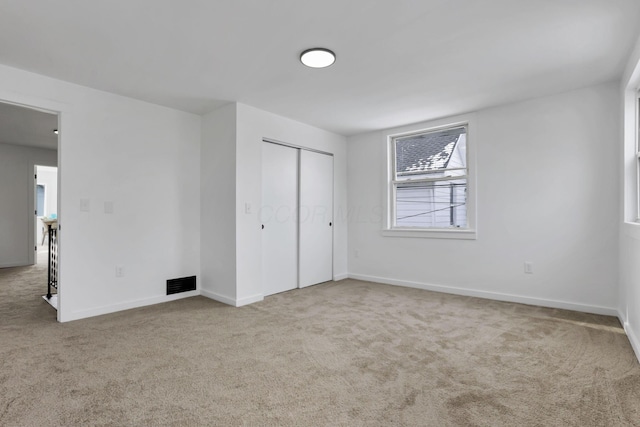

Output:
xmin=299 ymin=150 xmax=333 ymax=288
xmin=262 ymin=142 xmax=299 ymax=296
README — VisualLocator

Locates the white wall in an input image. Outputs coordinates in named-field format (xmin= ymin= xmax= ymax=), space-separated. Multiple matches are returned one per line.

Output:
xmin=620 ymin=232 xmax=640 ymax=359
xmin=348 ymin=82 xmax=620 ymax=315
xmin=0 ymin=143 xmax=57 ymax=268
xmin=0 ymin=64 xmax=201 ymax=322
xmin=201 ymin=104 xmax=237 ymax=304
xmin=619 ymin=32 xmax=640 ymax=361
xmin=199 ymin=103 xmax=348 ymax=307
xmin=233 ymin=103 xmax=348 ymax=305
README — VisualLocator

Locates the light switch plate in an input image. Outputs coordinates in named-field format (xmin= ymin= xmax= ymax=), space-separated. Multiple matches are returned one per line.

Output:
xmin=80 ymin=198 xmax=90 ymax=212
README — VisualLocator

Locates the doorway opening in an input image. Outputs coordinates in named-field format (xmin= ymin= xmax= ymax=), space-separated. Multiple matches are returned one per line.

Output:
xmin=261 ymin=139 xmax=334 ymax=297
xmin=35 ymin=165 xmax=59 ymax=308
xmin=0 ymin=100 xmax=60 ymax=317
xmin=36 ymin=166 xmax=58 ymax=263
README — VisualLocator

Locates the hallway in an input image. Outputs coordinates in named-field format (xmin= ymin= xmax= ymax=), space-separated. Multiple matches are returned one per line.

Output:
xmin=0 ymin=260 xmax=57 ymax=325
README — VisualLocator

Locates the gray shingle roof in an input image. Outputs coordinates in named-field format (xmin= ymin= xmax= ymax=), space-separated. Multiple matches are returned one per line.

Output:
xmin=395 ymin=127 xmax=465 ymax=175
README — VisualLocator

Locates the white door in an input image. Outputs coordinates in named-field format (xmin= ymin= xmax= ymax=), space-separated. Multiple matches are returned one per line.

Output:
xmin=299 ymin=150 xmax=333 ymax=288
xmin=261 ymin=142 xmax=299 ymax=296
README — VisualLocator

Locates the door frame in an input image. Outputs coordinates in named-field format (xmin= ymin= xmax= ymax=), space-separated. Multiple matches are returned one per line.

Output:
xmin=262 ymin=137 xmax=333 ymax=157
xmin=0 ymin=92 xmax=68 ymax=322
xmin=261 ymin=138 xmax=334 ymax=293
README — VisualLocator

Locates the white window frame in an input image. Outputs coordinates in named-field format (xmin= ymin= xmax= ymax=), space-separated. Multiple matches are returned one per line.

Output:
xmin=636 ymin=93 xmax=640 ymax=222
xmin=383 ymin=114 xmax=477 ymax=240
xmin=623 ymin=80 xmax=640 ymax=230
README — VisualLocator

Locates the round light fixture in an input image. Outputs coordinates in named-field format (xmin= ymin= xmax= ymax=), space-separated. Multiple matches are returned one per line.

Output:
xmin=300 ymin=48 xmax=336 ymax=68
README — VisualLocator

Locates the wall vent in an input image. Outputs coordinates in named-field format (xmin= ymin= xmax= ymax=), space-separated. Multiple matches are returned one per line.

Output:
xmin=167 ymin=275 xmax=196 ymax=295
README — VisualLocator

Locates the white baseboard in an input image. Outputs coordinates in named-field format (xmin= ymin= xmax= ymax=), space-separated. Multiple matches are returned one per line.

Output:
xmin=622 ymin=319 xmax=640 ymax=364
xmin=236 ymin=293 xmax=264 ymax=307
xmin=201 ymin=289 xmax=263 ymax=307
xmin=200 ymin=289 xmax=235 ymax=306
xmin=60 ymin=290 xmax=200 ymax=322
xmin=333 ymin=273 xmax=348 ymax=281
xmin=618 ymin=308 xmax=627 ymax=326
xmin=348 ymin=273 xmax=618 ymax=317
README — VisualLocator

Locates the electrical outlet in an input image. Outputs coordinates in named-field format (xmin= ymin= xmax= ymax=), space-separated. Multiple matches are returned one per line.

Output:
xmin=524 ymin=262 xmax=534 ymax=274
xmin=115 ymin=265 xmax=124 ymax=277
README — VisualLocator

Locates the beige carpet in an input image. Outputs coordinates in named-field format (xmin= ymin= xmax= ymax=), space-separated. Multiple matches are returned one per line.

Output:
xmin=1 ymin=264 xmax=639 ymax=426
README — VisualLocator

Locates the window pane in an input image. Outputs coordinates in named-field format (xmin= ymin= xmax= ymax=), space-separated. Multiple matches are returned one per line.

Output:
xmin=36 ymin=185 xmax=45 ymax=217
xmin=395 ymin=179 xmax=467 ymax=228
xmin=395 ymin=126 xmax=466 ymax=179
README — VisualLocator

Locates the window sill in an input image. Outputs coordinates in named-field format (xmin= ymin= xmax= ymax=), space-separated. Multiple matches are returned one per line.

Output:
xmin=381 ymin=228 xmax=477 ymax=240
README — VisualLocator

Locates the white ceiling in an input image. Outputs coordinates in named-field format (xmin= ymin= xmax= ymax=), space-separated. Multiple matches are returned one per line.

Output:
xmin=0 ymin=0 xmax=639 ymax=136
xmin=0 ymin=102 xmax=58 ymax=149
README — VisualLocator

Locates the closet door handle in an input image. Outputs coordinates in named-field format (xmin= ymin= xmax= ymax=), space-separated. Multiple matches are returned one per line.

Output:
xmin=261 ymin=224 xmax=265 ymax=230
xmin=329 ymin=222 xmax=332 ymax=226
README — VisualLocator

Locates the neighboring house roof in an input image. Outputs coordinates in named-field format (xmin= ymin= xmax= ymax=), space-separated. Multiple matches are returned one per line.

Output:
xmin=396 ymin=127 xmax=465 ymax=175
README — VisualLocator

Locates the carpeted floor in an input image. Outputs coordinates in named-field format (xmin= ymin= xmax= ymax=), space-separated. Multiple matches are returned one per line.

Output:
xmin=1 ymin=263 xmax=639 ymax=426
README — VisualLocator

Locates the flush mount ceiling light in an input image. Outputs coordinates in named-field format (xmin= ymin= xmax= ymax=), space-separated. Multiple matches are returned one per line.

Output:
xmin=300 ymin=48 xmax=336 ymax=68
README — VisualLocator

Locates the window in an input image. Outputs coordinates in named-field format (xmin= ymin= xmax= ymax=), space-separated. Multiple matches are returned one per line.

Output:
xmin=623 ymin=65 xmax=640 ymax=227
xmin=637 ymin=94 xmax=640 ymax=221
xmin=36 ymin=184 xmax=45 ymax=217
xmin=385 ymin=119 xmax=476 ymax=239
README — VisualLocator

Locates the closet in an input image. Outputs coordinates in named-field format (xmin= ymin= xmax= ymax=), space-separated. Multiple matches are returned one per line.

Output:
xmin=261 ymin=140 xmax=333 ymax=296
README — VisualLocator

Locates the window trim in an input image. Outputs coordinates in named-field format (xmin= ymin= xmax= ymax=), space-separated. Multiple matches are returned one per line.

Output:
xmin=383 ymin=114 xmax=477 ymax=239
xmin=636 ymin=92 xmax=640 ymax=222
xmin=623 ymin=78 xmax=640 ymax=225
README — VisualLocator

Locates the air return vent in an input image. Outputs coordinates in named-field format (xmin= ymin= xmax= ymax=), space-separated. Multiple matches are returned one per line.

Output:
xmin=166 ymin=276 xmax=196 ymax=295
